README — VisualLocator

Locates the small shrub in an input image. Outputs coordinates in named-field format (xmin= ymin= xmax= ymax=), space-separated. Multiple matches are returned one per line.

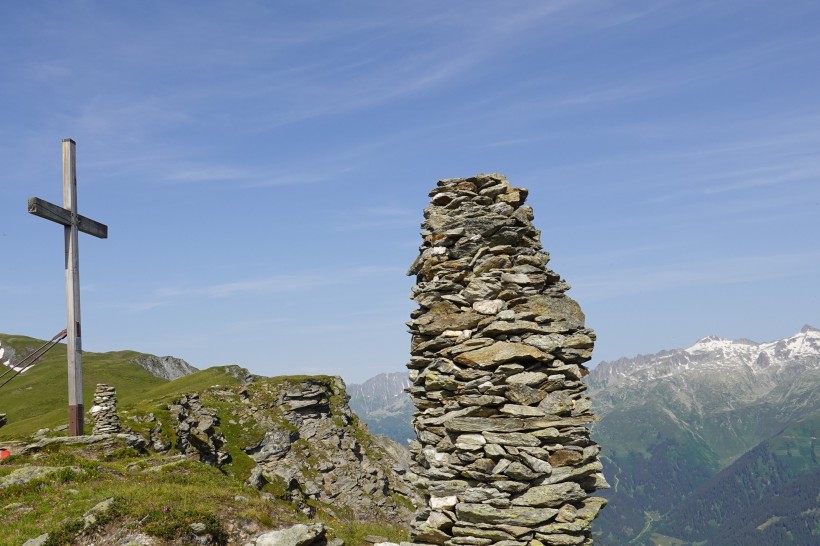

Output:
xmin=43 ymin=519 xmax=84 ymax=546
xmin=40 ymin=451 xmax=77 ymax=466
xmin=54 ymin=467 xmax=79 ymax=483
xmin=142 ymin=509 xmax=227 ymax=545
xmin=103 ymin=447 xmax=140 ymax=461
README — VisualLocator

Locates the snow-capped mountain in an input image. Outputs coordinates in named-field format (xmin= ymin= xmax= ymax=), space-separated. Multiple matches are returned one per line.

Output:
xmin=588 ymin=325 xmax=820 ymax=412
xmin=347 ymin=372 xmax=410 ymax=415
xmin=347 ymin=372 xmax=414 ymax=442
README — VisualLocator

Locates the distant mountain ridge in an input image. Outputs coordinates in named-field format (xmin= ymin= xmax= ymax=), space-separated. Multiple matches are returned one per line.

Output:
xmin=347 ymin=372 xmax=410 ymax=414
xmin=0 ymin=334 xmax=198 ymax=382
xmin=589 ymin=325 xmax=820 ymax=463
xmin=587 ymin=325 xmax=820 ymax=544
xmin=130 ymin=354 xmax=198 ymax=380
xmin=347 ymin=372 xmax=414 ymax=443
xmin=591 ymin=324 xmax=820 ymax=393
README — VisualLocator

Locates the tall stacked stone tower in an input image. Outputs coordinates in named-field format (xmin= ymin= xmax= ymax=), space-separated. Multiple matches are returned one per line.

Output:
xmin=406 ymin=174 xmax=607 ymax=546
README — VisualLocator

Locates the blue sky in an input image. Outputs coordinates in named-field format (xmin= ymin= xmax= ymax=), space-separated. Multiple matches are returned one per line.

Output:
xmin=1 ymin=1 xmax=818 ymax=383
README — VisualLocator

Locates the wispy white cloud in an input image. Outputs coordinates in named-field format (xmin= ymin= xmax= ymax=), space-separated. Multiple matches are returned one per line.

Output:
xmin=60 ymin=96 xmax=192 ymax=141
xmin=334 ymin=206 xmax=417 ymax=231
xmin=575 ymin=252 xmax=820 ymax=300
xmin=26 ymin=62 xmax=70 ymax=81
xmin=133 ymin=2 xmax=585 ymax=129
xmin=96 ymin=301 xmax=166 ymax=313
xmin=156 ymin=274 xmax=333 ymax=299
xmin=13 ymin=1 xmax=743 ymax=196
xmin=148 ymin=123 xmax=412 ymax=188
xmin=153 ymin=266 xmax=400 ymax=300
xmin=701 ymin=165 xmax=820 ymax=195
xmin=519 ymin=111 xmax=820 ymax=211
xmin=159 ymin=165 xmax=330 ymax=188
xmin=483 ymin=137 xmax=542 ymax=149
xmin=495 ymin=30 xmax=820 ymax=122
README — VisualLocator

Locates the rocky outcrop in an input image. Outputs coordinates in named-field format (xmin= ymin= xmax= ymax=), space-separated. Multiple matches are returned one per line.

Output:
xmin=169 ymin=393 xmax=230 ymax=466
xmin=239 ymin=377 xmax=421 ymax=522
xmin=405 ymin=174 xmax=607 ymax=545
xmin=0 ymin=465 xmax=85 ymax=488
xmin=2 ymin=373 xmax=420 ymax=545
xmin=90 ymin=383 xmax=121 ymax=434
xmin=130 ymin=355 xmax=198 ymax=380
xmin=20 ymin=432 xmax=148 ymax=454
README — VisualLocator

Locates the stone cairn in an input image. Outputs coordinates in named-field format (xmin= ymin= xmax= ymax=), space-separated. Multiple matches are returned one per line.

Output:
xmin=89 ymin=383 xmax=121 ymax=435
xmin=405 ymin=174 xmax=608 ymax=546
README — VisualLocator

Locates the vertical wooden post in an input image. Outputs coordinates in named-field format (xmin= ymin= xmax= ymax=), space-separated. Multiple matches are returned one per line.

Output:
xmin=63 ymin=139 xmax=84 ymax=436
xmin=28 ymin=139 xmax=107 ymax=436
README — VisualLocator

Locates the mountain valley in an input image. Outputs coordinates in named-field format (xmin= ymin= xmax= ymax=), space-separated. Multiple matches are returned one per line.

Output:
xmin=347 ymin=326 xmax=820 ymax=545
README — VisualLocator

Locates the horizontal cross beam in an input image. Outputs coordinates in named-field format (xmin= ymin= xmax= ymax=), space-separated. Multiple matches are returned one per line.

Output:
xmin=28 ymin=197 xmax=108 ymax=239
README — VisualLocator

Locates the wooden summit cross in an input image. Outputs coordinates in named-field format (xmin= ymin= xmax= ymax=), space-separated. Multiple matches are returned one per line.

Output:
xmin=28 ymin=139 xmax=108 ymax=436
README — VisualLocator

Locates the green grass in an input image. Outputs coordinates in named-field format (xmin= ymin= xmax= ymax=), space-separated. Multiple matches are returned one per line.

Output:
xmin=0 ymin=438 xmax=298 ymax=545
xmin=328 ymin=519 xmax=410 ymax=545
xmin=0 ymin=334 xmax=415 ymax=545
xmin=0 ymin=332 xmax=254 ymax=440
xmin=0 ymin=333 xmax=167 ymax=439
xmin=138 ymin=366 xmax=247 ymax=403
xmin=1 ymin=413 xmax=413 ymax=545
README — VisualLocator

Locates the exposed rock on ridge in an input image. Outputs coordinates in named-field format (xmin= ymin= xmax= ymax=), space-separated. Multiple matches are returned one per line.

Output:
xmin=130 ymin=354 xmax=198 ymax=380
xmin=406 ymin=174 xmax=607 ymax=546
xmin=169 ymin=392 xmax=231 ymax=466
xmin=5 ymin=372 xmax=421 ymax=545
xmin=236 ymin=376 xmax=421 ymax=522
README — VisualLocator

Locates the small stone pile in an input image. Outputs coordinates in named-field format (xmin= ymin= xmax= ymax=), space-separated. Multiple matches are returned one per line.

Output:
xmin=169 ymin=393 xmax=230 ymax=466
xmin=89 ymin=384 xmax=121 ymax=435
xmin=406 ymin=174 xmax=608 ymax=546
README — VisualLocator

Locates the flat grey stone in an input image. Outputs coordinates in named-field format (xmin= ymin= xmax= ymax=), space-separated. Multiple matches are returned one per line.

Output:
xmin=512 ymin=482 xmax=586 ymax=507
xmin=455 ymin=503 xmax=557 ymax=526
xmin=454 ymin=341 xmax=549 ymax=369
xmin=22 ymin=534 xmax=49 ymax=546
xmin=254 ymin=523 xmax=325 ymax=546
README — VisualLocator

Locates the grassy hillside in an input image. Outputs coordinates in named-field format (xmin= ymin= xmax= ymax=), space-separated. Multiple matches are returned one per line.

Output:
xmin=0 ymin=333 xmax=169 ymax=438
xmin=0 ymin=337 xmax=416 ymax=545
xmin=0 ymin=441 xmax=284 ymax=546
